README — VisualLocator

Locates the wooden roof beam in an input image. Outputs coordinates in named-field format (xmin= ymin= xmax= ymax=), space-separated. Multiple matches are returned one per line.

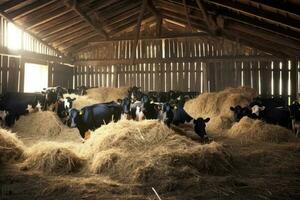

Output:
xmin=86 ymin=0 xmax=120 ymax=15
xmin=38 ymin=16 xmax=83 ymax=37
xmin=9 ymin=0 xmax=57 ymax=20
xmin=0 ymin=0 xmax=27 ymax=12
xmin=221 ymin=29 xmax=298 ymax=57
xmin=52 ymin=29 xmax=94 ymax=47
xmin=132 ymin=0 xmax=148 ymax=64
xmin=227 ymin=21 xmax=300 ymax=51
xmin=217 ymin=9 xmax=300 ymax=41
xmin=204 ymin=0 xmax=300 ymax=31
xmin=65 ymin=0 xmax=109 ymax=40
xmin=26 ymin=7 xmax=72 ymax=30
xmin=45 ymin=24 xmax=91 ymax=43
xmin=250 ymin=0 xmax=300 ymax=17
xmin=60 ymin=33 xmax=100 ymax=52
xmin=147 ymin=0 xmax=162 ymax=36
xmin=195 ymin=0 xmax=217 ymax=34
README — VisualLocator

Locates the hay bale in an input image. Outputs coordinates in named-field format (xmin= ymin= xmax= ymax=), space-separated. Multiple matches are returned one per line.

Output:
xmin=89 ymin=149 xmax=123 ymax=174
xmin=133 ymin=141 xmax=233 ymax=183
xmin=21 ymin=142 xmax=85 ymax=174
xmin=79 ymin=120 xmax=233 ymax=186
xmin=0 ymin=129 xmax=25 ymax=164
xmin=184 ymin=87 xmax=257 ymax=133
xmin=228 ymin=117 xmax=294 ymax=143
xmin=65 ymin=87 xmax=129 ymax=109
xmin=12 ymin=111 xmax=63 ymax=138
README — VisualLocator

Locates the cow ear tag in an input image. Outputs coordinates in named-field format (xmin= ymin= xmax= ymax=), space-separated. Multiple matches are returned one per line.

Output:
xmin=79 ymin=111 xmax=84 ymax=115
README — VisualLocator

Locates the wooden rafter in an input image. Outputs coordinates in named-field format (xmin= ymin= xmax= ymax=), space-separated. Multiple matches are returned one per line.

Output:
xmin=195 ymin=0 xmax=217 ymax=33
xmin=26 ymin=7 xmax=72 ymax=30
xmin=183 ymin=0 xmax=193 ymax=31
xmin=131 ymin=0 xmax=148 ymax=64
xmin=38 ymin=16 xmax=83 ymax=37
xmin=86 ymin=0 xmax=120 ymax=15
xmin=249 ymin=0 xmax=300 ymax=17
xmin=147 ymin=0 xmax=162 ymax=36
xmin=9 ymin=0 xmax=57 ymax=20
xmin=218 ymin=9 xmax=300 ymax=41
xmin=204 ymin=0 xmax=300 ymax=31
xmin=0 ymin=0 xmax=27 ymax=12
xmin=65 ymin=0 xmax=109 ymax=40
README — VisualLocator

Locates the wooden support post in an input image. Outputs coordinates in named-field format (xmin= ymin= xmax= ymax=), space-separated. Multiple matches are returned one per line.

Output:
xmin=131 ymin=0 xmax=147 ymax=65
xmin=290 ymin=59 xmax=298 ymax=102
xmin=281 ymin=60 xmax=289 ymax=103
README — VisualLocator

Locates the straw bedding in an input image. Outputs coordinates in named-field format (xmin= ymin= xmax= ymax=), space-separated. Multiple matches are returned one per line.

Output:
xmin=0 ymin=129 xmax=25 ymax=164
xmin=81 ymin=120 xmax=233 ymax=184
xmin=21 ymin=142 xmax=85 ymax=174
xmin=12 ymin=111 xmax=63 ymax=138
xmin=228 ymin=117 xmax=294 ymax=143
xmin=184 ymin=87 xmax=257 ymax=133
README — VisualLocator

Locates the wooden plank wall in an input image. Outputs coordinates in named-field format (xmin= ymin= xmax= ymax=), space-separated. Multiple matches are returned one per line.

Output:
xmin=0 ymin=54 xmax=22 ymax=93
xmin=48 ymin=63 xmax=74 ymax=89
xmin=73 ymin=37 xmax=299 ymax=104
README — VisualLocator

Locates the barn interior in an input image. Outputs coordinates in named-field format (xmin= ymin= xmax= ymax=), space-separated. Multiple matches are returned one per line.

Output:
xmin=0 ymin=0 xmax=300 ymax=199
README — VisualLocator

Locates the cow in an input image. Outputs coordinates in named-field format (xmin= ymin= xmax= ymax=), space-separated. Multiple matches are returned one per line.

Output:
xmin=230 ymin=105 xmax=254 ymax=122
xmin=0 ymin=92 xmax=45 ymax=126
xmin=249 ymin=97 xmax=285 ymax=110
xmin=289 ymin=101 xmax=300 ymax=137
xmin=194 ymin=117 xmax=210 ymax=140
xmin=56 ymin=97 xmax=76 ymax=120
xmin=67 ymin=85 xmax=87 ymax=96
xmin=67 ymin=102 xmax=122 ymax=140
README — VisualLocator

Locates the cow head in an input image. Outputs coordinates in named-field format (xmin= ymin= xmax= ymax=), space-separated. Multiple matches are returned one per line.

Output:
xmin=230 ymin=105 xmax=251 ymax=122
xmin=67 ymin=108 xmax=81 ymax=128
xmin=193 ymin=117 xmax=210 ymax=138
xmin=64 ymin=97 xmax=76 ymax=110
xmin=251 ymin=105 xmax=265 ymax=116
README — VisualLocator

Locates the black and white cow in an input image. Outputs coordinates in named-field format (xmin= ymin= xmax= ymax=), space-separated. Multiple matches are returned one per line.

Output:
xmin=56 ymin=97 xmax=76 ymax=120
xmin=194 ymin=117 xmax=210 ymax=139
xmin=230 ymin=105 xmax=254 ymax=122
xmin=0 ymin=92 xmax=45 ymax=126
xmin=289 ymin=101 xmax=300 ymax=137
xmin=67 ymin=101 xmax=122 ymax=140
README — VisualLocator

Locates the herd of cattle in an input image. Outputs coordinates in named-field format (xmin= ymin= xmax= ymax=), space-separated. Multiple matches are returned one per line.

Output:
xmin=0 ymin=85 xmax=299 ymax=141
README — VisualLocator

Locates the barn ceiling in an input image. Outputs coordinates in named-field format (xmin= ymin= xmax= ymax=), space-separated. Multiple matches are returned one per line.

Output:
xmin=0 ymin=0 xmax=299 ymax=57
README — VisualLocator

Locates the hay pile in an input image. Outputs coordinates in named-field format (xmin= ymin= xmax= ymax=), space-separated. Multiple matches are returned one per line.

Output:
xmin=65 ymin=87 xmax=129 ymax=109
xmin=80 ymin=120 xmax=233 ymax=186
xmin=228 ymin=117 xmax=294 ymax=143
xmin=0 ymin=129 xmax=25 ymax=164
xmin=21 ymin=142 xmax=85 ymax=174
xmin=12 ymin=111 xmax=63 ymax=138
xmin=185 ymin=87 xmax=257 ymax=133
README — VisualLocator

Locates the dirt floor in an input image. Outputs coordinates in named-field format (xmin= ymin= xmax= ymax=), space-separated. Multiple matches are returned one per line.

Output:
xmin=1 ymin=87 xmax=300 ymax=200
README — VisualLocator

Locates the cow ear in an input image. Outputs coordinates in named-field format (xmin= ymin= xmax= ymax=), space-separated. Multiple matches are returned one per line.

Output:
xmin=204 ymin=118 xmax=210 ymax=123
xmin=230 ymin=106 xmax=235 ymax=111
xmin=71 ymin=98 xmax=76 ymax=101
xmin=79 ymin=110 xmax=84 ymax=115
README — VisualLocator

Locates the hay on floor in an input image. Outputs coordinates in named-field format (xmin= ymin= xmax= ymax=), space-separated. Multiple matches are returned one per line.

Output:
xmin=12 ymin=111 xmax=63 ymax=138
xmin=228 ymin=117 xmax=294 ymax=143
xmin=79 ymin=120 xmax=233 ymax=186
xmin=21 ymin=141 xmax=85 ymax=174
xmin=184 ymin=87 xmax=257 ymax=133
xmin=0 ymin=129 xmax=25 ymax=164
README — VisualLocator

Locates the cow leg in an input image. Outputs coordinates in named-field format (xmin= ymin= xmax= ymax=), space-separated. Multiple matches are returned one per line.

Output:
xmin=84 ymin=131 xmax=91 ymax=140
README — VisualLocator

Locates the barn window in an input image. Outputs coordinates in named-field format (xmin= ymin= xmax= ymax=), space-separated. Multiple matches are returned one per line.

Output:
xmin=7 ymin=22 xmax=21 ymax=50
xmin=24 ymin=63 xmax=48 ymax=93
